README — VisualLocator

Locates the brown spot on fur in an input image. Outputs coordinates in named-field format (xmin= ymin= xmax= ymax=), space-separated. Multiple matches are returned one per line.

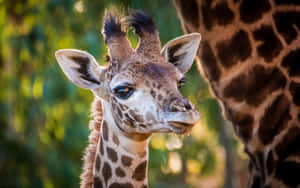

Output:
xmin=109 ymin=183 xmax=134 ymax=188
xmin=150 ymin=90 xmax=156 ymax=98
xmin=112 ymin=134 xmax=119 ymax=146
xmin=174 ymin=0 xmax=199 ymax=29
xmin=225 ymin=106 xmax=254 ymax=142
xmin=249 ymin=175 xmax=262 ymax=188
xmin=275 ymin=126 xmax=300 ymax=160
xmin=198 ymin=41 xmax=221 ymax=82
xmin=124 ymin=113 xmax=136 ymax=128
xmin=107 ymin=146 xmax=118 ymax=163
xmin=258 ymin=94 xmax=291 ymax=145
xmin=116 ymin=167 xmax=126 ymax=177
xmin=282 ymin=49 xmax=300 ymax=77
xmin=129 ymin=110 xmax=144 ymax=122
xmin=201 ymin=1 xmax=234 ymax=30
xmin=240 ymin=0 xmax=271 ymax=24
xmin=124 ymin=119 xmax=135 ymax=128
xmin=266 ymin=151 xmax=274 ymax=175
xmin=102 ymin=162 xmax=112 ymax=186
xmin=100 ymin=138 xmax=104 ymax=155
xmin=116 ymin=106 xmax=123 ymax=119
xmin=121 ymin=155 xmax=133 ymax=167
xmin=158 ymin=94 xmax=163 ymax=101
xmin=119 ymin=103 xmax=128 ymax=111
xmin=289 ymin=81 xmax=300 ymax=106
xmin=132 ymin=161 xmax=147 ymax=181
xmin=102 ymin=121 xmax=109 ymax=141
xmin=274 ymin=11 xmax=300 ymax=44
xmin=95 ymin=156 xmax=101 ymax=172
xmin=253 ymin=25 xmax=283 ymax=62
xmin=223 ymin=65 xmax=286 ymax=106
xmin=93 ymin=177 xmax=103 ymax=188
xmin=275 ymin=161 xmax=300 ymax=187
xmin=125 ymin=113 xmax=134 ymax=122
xmin=216 ymin=30 xmax=251 ymax=68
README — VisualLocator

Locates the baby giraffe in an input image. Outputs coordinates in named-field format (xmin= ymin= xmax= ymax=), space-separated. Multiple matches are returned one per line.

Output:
xmin=55 ymin=10 xmax=201 ymax=188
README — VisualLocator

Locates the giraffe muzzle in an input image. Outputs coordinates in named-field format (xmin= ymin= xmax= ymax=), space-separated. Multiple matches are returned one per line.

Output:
xmin=162 ymin=110 xmax=200 ymax=134
xmin=168 ymin=97 xmax=193 ymax=112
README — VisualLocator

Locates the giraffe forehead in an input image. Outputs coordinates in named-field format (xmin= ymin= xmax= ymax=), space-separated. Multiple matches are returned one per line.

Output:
xmin=122 ymin=62 xmax=180 ymax=84
xmin=141 ymin=62 xmax=177 ymax=78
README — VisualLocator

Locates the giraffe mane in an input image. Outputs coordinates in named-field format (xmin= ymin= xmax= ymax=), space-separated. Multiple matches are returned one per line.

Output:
xmin=80 ymin=98 xmax=103 ymax=188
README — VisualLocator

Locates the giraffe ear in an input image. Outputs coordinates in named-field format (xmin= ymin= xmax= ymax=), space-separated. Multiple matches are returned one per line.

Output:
xmin=55 ymin=49 xmax=106 ymax=90
xmin=161 ymin=33 xmax=201 ymax=73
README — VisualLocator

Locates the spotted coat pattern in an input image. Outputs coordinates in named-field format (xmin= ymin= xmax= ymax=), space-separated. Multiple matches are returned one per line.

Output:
xmin=92 ymin=119 xmax=149 ymax=188
xmin=174 ymin=0 xmax=300 ymax=187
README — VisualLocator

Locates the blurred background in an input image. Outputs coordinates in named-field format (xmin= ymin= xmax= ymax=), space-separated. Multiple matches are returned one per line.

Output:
xmin=0 ymin=0 xmax=249 ymax=187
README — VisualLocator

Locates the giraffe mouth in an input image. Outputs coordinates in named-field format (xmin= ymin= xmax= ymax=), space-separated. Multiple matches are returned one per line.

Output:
xmin=169 ymin=121 xmax=194 ymax=127
xmin=162 ymin=111 xmax=200 ymax=134
xmin=168 ymin=121 xmax=195 ymax=134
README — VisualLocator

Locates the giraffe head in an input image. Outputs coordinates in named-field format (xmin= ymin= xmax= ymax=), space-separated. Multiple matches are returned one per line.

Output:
xmin=55 ymin=10 xmax=200 ymax=137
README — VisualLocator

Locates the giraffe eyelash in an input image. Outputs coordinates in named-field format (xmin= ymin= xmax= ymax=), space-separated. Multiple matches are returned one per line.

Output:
xmin=113 ymin=85 xmax=135 ymax=100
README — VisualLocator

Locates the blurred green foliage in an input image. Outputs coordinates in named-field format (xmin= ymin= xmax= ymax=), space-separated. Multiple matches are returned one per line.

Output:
xmin=0 ymin=0 xmax=244 ymax=187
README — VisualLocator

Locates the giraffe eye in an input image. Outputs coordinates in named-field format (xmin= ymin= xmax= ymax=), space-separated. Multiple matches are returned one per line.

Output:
xmin=178 ymin=77 xmax=186 ymax=89
xmin=113 ymin=85 xmax=135 ymax=99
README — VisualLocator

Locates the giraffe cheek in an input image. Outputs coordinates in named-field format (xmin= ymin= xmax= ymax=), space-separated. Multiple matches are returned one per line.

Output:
xmin=123 ymin=118 xmax=136 ymax=128
xmin=115 ymin=106 xmax=124 ymax=120
xmin=111 ymin=101 xmax=124 ymax=123
xmin=129 ymin=110 xmax=145 ymax=122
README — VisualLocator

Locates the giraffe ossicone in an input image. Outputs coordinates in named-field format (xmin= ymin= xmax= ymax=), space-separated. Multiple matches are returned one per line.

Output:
xmin=55 ymin=9 xmax=201 ymax=188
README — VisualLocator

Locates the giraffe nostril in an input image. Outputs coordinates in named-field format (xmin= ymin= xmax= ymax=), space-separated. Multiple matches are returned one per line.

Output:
xmin=183 ymin=99 xmax=192 ymax=110
xmin=168 ymin=97 xmax=192 ymax=112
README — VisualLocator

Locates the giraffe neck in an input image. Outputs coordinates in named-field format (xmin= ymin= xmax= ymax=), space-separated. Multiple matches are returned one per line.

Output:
xmin=174 ymin=0 xmax=300 ymax=187
xmin=93 ymin=100 xmax=150 ymax=188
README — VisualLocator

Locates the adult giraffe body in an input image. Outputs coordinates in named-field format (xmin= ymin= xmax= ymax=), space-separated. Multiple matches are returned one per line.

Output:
xmin=55 ymin=10 xmax=201 ymax=188
xmin=173 ymin=0 xmax=300 ymax=187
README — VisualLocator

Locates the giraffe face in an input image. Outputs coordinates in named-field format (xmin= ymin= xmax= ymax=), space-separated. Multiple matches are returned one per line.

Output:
xmin=55 ymin=10 xmax=201 ymax=135
xmin=107 ymin=56 xmax=199 ymax=134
